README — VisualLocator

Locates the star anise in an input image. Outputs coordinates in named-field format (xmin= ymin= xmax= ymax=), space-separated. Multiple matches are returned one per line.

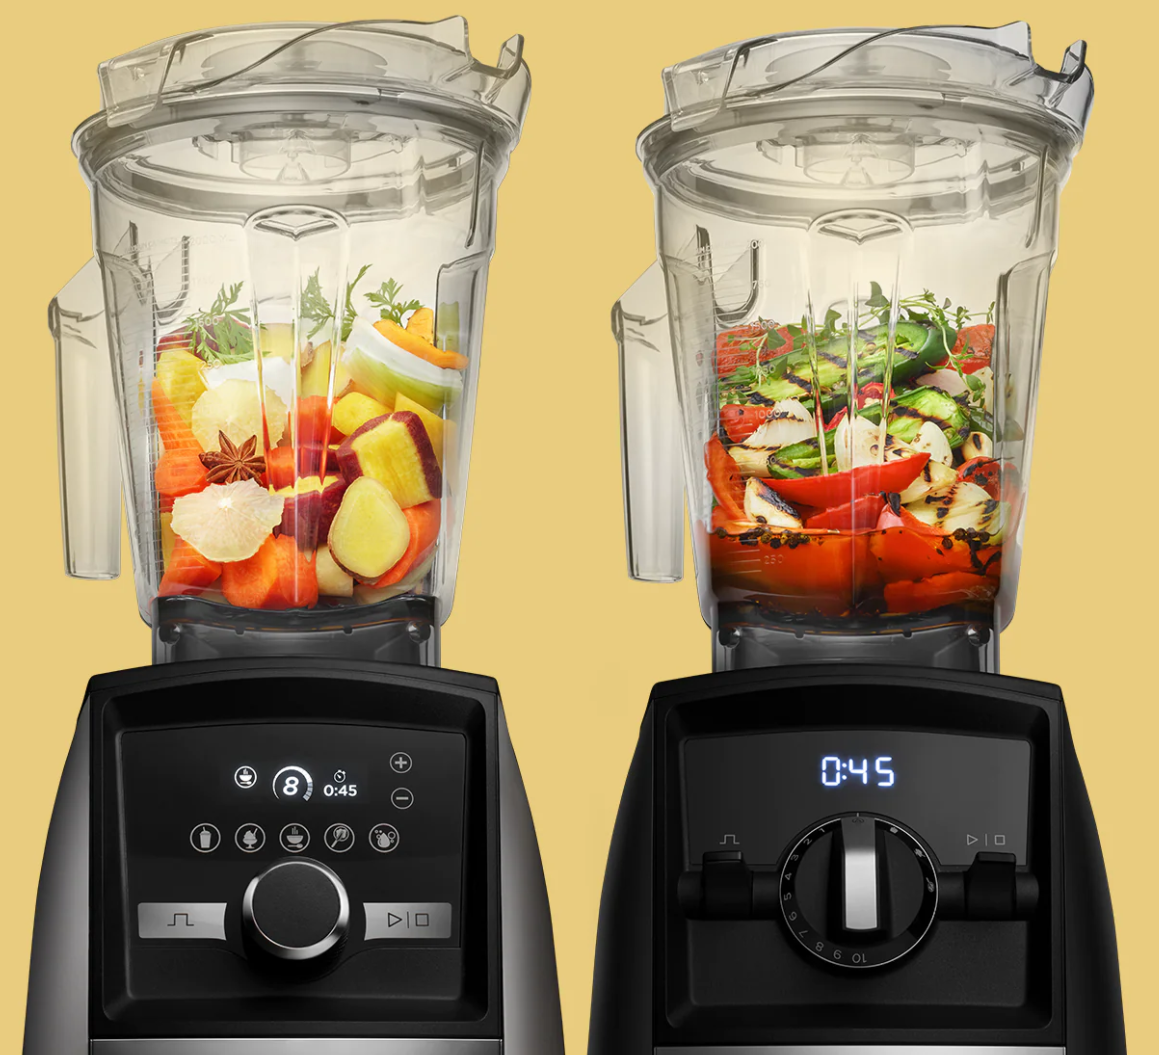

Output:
xmin=199 ymin=432 xmax=266 ymax=484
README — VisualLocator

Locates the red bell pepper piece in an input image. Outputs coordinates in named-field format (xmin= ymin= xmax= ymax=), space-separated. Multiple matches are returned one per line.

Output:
xmin=708 ymin=528 xmax=878 ymax=617
xmin=883 ymin=571 xmax=998 ymax=615
xmin=705 ymin=435 xmax=747 ymax=521
xmin=721 ymin=404 xmax=777 ymax=443
xmin=868 ymin=522 xmax=1002 ymax=583
xmin=932 ymin=324 xmax=993 ymax=373
xmin=765 ymin=453 xmax=929 ymax=509
xmin=959 ymin=457 xmax=1000 ymax=499
xmin=716 ymin=324 xmax=793 ymax=377
xmin=804 ymin=493 xmax=886 ymax=532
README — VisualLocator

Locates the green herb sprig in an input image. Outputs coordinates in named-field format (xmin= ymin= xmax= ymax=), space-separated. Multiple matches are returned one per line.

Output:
xmin=185 ymin=283 xmax=254 ymax=364
xmin=366 ymin=278 xmax=421 ymax=324
xmin=300 ymin=264 xmax=373 ymax=343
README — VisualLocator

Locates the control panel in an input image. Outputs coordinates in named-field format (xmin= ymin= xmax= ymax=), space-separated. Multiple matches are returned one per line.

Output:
xmin=89 ymin=668 xmax=500 ymax=1039
xmin=122 ymin=723 xmax=464 ymax=965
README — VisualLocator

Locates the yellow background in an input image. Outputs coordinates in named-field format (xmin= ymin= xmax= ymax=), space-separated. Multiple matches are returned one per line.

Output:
xmin=1 ymin=1 xmax=1154 ymax=1051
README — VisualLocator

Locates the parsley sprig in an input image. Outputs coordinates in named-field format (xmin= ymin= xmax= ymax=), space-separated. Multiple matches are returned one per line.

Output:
xmin=366 ymin=278 xmax=421 ymax=324
xmin=185 ymin=283 xmax=254 ymax=364
xmin=299 ymin=264 xmax=373 ymax=342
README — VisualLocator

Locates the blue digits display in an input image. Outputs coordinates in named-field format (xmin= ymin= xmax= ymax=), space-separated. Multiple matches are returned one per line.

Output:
xmin=821 ymin=756 xmax=895 ymax=787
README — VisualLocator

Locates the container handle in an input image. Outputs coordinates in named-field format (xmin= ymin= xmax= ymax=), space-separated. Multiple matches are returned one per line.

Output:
xmin=50 ymin=259 xmax=121 ymax=579
xmin=615 ymin=262 xmax=684 ymax=582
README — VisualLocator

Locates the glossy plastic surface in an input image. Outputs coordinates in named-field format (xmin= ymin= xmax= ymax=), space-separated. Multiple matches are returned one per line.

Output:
xmin=53 ymin=19 xmax=529 ymax=654
xmin=618 ymin=24 xmax=1091 ymax=668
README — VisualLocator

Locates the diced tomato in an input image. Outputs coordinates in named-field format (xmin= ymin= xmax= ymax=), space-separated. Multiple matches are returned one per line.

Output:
xmin=804 ymin=494 xmax=886 ymax=532
xmin=721 ymin=404 xmax=777 ymax=443
xmin=708 ymin=528 xmax=878 ymax=617
xmin=959 ymin=457 xmax=1000 ymax=499
xmin=765 ymin=454 xmax=929 ymax=510
xmin=933 ymin=324 xmax=993 ymax=373
xmin=716 ymin=324 xmax=793 ymax=377
xmin=705 ymin=435 xmax=746 ymax=521
xmin=883 ymin=571 xmax=998 ymax=615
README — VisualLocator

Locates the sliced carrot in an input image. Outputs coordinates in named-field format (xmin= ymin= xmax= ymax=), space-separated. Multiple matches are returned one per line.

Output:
xmin=373 ymin=500 xmax=441 ymax=587
xmin=221 ymin=536 xmax=279 ymax=608
xmin=294 ymin=396 xmax=334 ymax=448
xmin=152 ymin=378 xmax=201 ymax=452
xmin=373 ymin=318 xmax=469 ymax=371
xmin=271 ymin=535 xmax=318 ymax=609
xmin=221 ymin=535 xmax=318 ymax=610
xmin=159 ymin=538 xmax=222 ymax=597
xmin=156 ymin=448 xmax=209 ymax=498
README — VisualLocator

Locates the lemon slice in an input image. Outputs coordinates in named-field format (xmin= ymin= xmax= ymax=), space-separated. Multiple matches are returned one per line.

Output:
xmin=171 ymin=480 xmax=285 ymax=563
xmin=192 ymin=378 xmax=287 ymax=452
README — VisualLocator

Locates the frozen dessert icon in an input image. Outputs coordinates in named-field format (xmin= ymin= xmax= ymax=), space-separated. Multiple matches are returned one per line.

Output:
xmin=325 ymin=823 xmax=354 ymax=853
xmin=190 ymin=823 xmax=221 ymax=853
xmin=279 ymin=824 xmax=310 ymax=853
xmin=234 ymin=766 xmax=257 ymax=788
xmin=369 ymin=823 xmax=400 ymax=853
xmin=235 ymin=823 xmax=265 ymax=852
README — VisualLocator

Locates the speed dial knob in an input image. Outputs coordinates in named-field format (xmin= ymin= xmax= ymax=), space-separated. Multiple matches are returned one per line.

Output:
xmin=242 ymin=858 xmax=350 ymax=963
xmin=779 ymin=814 xmax=937 ymax=969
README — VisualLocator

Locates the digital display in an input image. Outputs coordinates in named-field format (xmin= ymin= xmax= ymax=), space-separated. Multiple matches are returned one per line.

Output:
xmin=821 ymin=756 xmax=895 ymax=787
xmin=683 ymin=729 xmax=1032 ymax=867
xmin=233 ymin=763 xmax=365 ymax=802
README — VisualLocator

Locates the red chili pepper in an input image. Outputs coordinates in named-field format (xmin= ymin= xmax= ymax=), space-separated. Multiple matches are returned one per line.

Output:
xmin=765 ymin=453 xmax=929 ymax=509
xmin=705 ymin=435 xmax=746 ymax=521
xmin=959 ymin=457 xmax=1000 ymax=499
xmin=804 ymin=493 xmax=886 ymax=532
xmin=933 ymin=324 xmax=993 ymax=373
xmin=716 ymin=324 xmax=793 ymax=377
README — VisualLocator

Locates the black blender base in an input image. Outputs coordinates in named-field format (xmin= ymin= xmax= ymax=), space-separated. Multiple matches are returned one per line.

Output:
xmin=24 ymin=660 xmax=563 ymax=1055
xmin=589 ymin=665 xmax=1126 ymax=1055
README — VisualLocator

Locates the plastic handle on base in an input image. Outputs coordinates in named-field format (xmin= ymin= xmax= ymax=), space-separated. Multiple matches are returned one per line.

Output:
xmin=614 ymin=262 xmax=684 ymax=583
xmin=50 ymin=258 xmax=122 ymax=580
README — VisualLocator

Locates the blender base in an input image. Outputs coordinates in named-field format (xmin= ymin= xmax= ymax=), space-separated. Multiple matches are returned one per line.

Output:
xmin=713 ymin=619 xmax=999 ymax=673
xmin=151 ymin=596 xmax=440 ymax=666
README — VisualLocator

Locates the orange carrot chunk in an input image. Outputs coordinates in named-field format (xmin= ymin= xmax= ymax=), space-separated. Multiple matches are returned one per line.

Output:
xmin=152 ymin=378 xmax=201 ymax=452
xmin=372 ymin=500 xmax=441 ymax=588
xmin=156 ymin=448 xmax=209 ymax=498
xmin=159 ymin=538 xmax=222 ymax=597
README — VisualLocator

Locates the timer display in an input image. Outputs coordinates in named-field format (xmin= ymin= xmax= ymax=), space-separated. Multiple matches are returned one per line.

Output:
xmin=821 ymin=756 xmax=895 ymax=787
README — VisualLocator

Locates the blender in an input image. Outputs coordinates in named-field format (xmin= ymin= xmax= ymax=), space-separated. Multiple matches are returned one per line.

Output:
xmin=591 ymin=24 xmax=1126 ymax=1053
xmin=25 ymin=20 xmax=563 ymax=1055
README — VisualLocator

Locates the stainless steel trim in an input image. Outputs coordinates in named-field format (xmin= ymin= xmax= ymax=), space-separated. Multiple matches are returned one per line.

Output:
xmin=364 ymin=902 xmax=453 ymax=940
xmin=92 ymin=1042 xmax=501 ymax=1053
xmin=241 ymin=858 xmax=349 ymax=962
xmin=840 ymin=816 xmax=878 ymax=932
xmin=138 ymin=903 xmax=227 ymax=940
xmin=655 ymin=1047 xmax=1066 ymax=1054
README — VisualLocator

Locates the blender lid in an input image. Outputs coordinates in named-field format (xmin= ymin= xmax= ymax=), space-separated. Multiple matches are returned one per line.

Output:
xmin=641 ymin=22 xmax=1093 ymax=163
xmin=77 ymin=18 xmax=530 ymax=153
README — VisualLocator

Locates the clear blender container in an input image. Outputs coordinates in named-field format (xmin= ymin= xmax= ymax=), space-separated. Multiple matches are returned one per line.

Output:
xmin=52 ymin=18 xmax=530 ymax=663
xmin=617 ymin=24 xmax=1092 ymax=672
